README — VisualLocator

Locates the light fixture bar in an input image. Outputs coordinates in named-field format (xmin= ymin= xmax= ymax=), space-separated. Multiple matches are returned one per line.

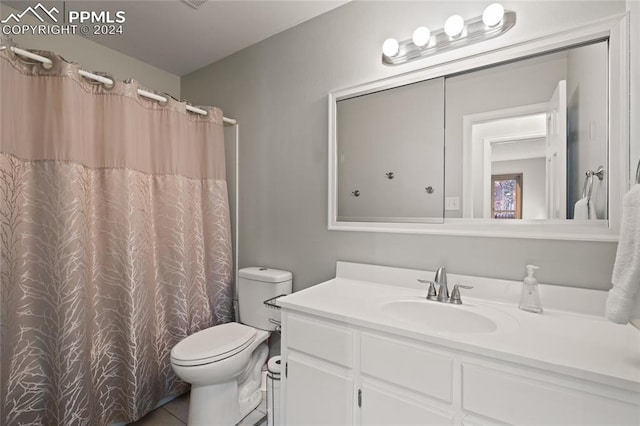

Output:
xmin=382 ymin=11 xmax=516 ymax=66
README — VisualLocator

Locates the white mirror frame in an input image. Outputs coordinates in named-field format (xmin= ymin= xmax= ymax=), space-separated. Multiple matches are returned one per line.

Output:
xmin=328 ymin=14 xmax=629 ymax=242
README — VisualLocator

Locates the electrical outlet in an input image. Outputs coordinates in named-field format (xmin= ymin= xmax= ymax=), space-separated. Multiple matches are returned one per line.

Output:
xmin=445 ymin=197 xmax=460 ymax=211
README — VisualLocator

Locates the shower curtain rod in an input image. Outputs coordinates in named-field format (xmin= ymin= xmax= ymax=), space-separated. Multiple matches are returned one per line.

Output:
xmin=5 ymin=45 xmax=237 ymax=126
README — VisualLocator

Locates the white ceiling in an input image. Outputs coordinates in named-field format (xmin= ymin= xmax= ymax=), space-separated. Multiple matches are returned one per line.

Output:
xmin=3 ymin=0 xmax=348 ymax=75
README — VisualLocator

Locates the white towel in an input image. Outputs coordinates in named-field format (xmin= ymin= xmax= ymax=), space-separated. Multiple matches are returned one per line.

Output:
xmin=605 ymin=184 xmax=640 ymax=324
xmin=573 ymin=197 xmax=589 ymax=220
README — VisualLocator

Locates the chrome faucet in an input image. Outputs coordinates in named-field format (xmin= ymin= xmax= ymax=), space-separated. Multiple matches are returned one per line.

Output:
xmin=418 ymin=267 xmax=474 ymax=304
xmin=434 ymin=267 xmax=449 ymax=302
xmin=417 ymin=267 xmax=448 ymax=301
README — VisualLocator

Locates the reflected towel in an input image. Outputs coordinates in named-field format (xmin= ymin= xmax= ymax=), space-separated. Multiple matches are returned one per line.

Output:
xmin=573 ymin=197 xmax=589 ymax=220
xmin=606 ymin=185 xmax=640 ymax=324
xmin=588 ymin=197 xmax=598 ymax=220
xmin=574 ymin=197 xmax=598 ymax=220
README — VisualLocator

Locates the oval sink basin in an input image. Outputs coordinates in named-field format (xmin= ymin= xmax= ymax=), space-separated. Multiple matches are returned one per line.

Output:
xmin=381 ymin=299 xmax=507 ymax=334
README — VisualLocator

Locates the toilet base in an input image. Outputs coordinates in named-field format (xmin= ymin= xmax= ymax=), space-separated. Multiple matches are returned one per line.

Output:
xmin=186 ymin=342 xmax=269 ymax=426
xmin=189 ymin=381 xmax=239 ymax=426
xmin=238 ymin=343 xmax=269 ymax=420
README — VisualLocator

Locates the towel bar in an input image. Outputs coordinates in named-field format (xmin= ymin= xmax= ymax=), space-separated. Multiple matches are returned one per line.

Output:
xmin=582 ymin=166 xmax=605 ymax=199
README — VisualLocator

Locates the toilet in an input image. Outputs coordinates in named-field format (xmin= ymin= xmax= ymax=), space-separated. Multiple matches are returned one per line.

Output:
xmin=171 ymin=267 xmax=292 ymax=426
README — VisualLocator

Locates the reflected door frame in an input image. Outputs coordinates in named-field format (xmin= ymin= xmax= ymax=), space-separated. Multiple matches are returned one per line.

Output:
xmin=462 ymin=102 xmax=548 ymax=219
xmin=481 ymin=131 xmax=546 ymax=218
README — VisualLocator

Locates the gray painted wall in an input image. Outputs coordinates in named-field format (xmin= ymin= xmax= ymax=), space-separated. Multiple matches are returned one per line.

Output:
xmin=182 ymin=1 xmax=632 ymax=291
xmin=0 ymin=4 xmax=180 ymax=97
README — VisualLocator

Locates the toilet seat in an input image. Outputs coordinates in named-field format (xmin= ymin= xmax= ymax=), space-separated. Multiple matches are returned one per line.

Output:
xmin=171 ymin=323 xmax=257 ymax=367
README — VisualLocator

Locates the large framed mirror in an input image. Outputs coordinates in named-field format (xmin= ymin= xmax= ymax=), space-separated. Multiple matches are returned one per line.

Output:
xmin=328 ymin=15 xmax=629 ymax=240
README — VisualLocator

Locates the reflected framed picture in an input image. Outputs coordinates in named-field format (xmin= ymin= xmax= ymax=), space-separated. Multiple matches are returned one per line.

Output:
xmin=492 ymin=174 xmax=522 ymax=219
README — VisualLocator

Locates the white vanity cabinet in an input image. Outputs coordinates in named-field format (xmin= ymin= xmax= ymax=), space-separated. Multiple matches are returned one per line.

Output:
xmin=280 ymin=310 xmax=640 ymax=426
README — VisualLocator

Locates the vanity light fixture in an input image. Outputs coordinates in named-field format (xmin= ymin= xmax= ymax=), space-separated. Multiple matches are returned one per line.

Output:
xmin=382 ymin=3 xmax=515 ymax=65
xmin=444 ymin=15 xmax=465 ymax=38
xmin=382 ymin=38 xmax=400 ymax=57
xmin=412 ymin=26 xmax=431 ymax=47
xmin=482 ymin=3 xmax=505 ymax=27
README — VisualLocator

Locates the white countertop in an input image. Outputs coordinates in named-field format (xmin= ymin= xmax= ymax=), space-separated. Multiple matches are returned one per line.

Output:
xmin=278 ymin=262 xmax=640 ymax=393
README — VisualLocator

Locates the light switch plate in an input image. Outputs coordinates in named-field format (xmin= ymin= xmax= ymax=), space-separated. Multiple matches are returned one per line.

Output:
xmin=445 ymin=197 xmax=460 ymax=211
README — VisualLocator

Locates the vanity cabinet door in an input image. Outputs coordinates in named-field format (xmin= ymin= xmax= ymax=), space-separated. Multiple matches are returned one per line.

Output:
xmin=285 ymin=354 xmax=355 ymax=426
xmin=360 ymin=383 xmax=454 ymax=426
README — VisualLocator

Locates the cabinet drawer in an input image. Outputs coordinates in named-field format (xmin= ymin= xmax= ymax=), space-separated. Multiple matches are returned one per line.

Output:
xmin=361 ymin=383 xmax=453 ymax=425
xmin=286 ymin=314 xmax=353 ymax=367
xmin=360 ymin=333 xmax=453 ymax=403
xmin=462 ymin=363 xmax=640 ymax=425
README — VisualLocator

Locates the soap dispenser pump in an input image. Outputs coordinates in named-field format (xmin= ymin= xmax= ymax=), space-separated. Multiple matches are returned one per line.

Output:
xmin=518 ymin=265 xmax=543 ymax=313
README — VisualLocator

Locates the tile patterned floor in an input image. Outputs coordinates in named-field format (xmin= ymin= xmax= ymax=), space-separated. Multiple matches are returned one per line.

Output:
xmin=129 ymin=392 xmax=267 ymax=426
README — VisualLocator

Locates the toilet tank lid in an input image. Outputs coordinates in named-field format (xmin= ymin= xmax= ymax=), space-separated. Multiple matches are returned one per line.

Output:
xmin=239 ymin=267 xmax=292 ymax=283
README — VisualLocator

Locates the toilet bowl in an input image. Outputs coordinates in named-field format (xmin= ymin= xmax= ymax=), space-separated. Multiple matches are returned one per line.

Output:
xmin=170 ymin=267 xmax=292 ymax=426
xmin=171 ymin=323 xmax=269 ymax=425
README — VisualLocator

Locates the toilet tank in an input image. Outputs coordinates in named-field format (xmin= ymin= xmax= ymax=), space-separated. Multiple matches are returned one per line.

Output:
xmin=238 ymin=267 xmax=292 ymax=331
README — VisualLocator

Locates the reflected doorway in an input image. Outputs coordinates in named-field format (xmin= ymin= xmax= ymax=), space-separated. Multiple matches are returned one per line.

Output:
xmin=462 ymin=81 xmax=568 ymax=221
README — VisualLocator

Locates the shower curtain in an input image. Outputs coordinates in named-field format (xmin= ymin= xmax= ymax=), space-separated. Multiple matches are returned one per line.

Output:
xmin=0 ymin=46 xmax=233 ymax=425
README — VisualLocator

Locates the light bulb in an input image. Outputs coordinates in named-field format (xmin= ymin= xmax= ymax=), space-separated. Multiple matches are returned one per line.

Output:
xmin=444 ymin=15 xmax=465 ymax=37
xmin=382 ymin=38 xmax=400 ymax=57
xmin=412 ymin=26 xmax=431 ymax=47
xmin=482 ymin=3 xmax=505 ymax=27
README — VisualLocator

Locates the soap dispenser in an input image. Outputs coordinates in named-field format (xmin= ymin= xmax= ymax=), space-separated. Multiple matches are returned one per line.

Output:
xmin=518 ymin=265 xmax=543 ymax=313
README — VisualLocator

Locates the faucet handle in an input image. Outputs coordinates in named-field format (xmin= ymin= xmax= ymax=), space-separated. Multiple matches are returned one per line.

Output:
xmin=449 ymin=285 xmax=473 ymax=305
xmin=418 ymin=279 xmax=438 ymax=300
